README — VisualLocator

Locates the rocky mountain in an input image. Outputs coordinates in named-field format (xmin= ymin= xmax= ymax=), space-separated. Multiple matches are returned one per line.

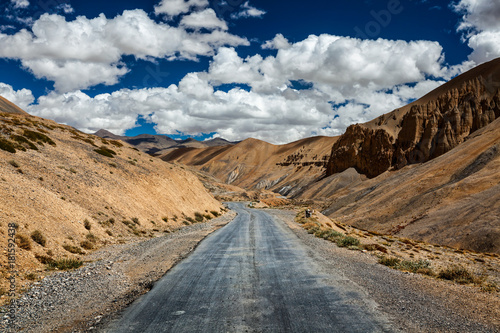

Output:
xmin=0 ymin=102 xmax=223 ymax=294
xmin=327 ymin=57 xmax=500 ymax=178
xmin=95 ymin=129 xmax=237 ymax=156
xmin=161 ymin=136 xmax=337 ymax=197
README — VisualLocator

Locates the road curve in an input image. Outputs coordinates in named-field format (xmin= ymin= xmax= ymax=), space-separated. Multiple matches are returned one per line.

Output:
xmin=104 ymin=203 xmax=396 ymax=332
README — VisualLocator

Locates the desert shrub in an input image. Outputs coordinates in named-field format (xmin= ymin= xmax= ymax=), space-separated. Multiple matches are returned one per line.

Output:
xmin=84 ymin=219 xmax=91 ymax=230
xmin=438 ymin=266 xmax=477 ymax=284
xmin=398 ymin=259 xmax=430 ymax=273
xmin=47 ymin=258 xmax=83 ymax=270
xmin=109 ymin=162 xmax=117 ymax=168
xmin=31 ymin=230 xmax=46 ymax=246
xmin=363 ymin=244 xmax=388 ymax=253
xmin=194 ymin=212 xmax=204 ymax=222
xmin=23 ymin=129 xmax=56 ymax=146
xmin=105 ymin=230 xmax=113 ymax=236
xmin=109 ymin=140 xmax=123 ymax=147
xmin=11 ymin=135 xmax=38 ymax=150
xmin=35 ymin=254 xmax=53 ymax=264
xmin=131 ymin=217 xmax=140 ymax=225
xmin=127 ymin=160 xmax=136 ymax=166
xmin=16 ymin=234 xmax=32 ymax=250
xmin=122 ymin=220 xmax=135 ymax=228
xmin=185 ymin=217 xmax=195 ymax=224
xmin=8 ymin=160 xmax=19 ymax=168
xmin=183 ymin=220 xmax=191 ymax=225
xmin=94 ymin=146 xmax=116 ymax=158
xmin=0 ymin=138 xmax=16 ymax=153
xmin=210 ymin=211 xmax=220 ymax=217
xmin=86 ymin=233 xmax=98 ymax=242
xmin=25 ymin=272 xmax=37 ymax=280
xmin=336 ymin=236 xmax=360 ymax=248
xmin=378 ymin=256 xmax=401 ymax=268
xmin=203 ymin=214 xmax=212 ymax=220
xmin=480 ymin=281 xmax=500 ymax=293
xmin=62 ymin=244 xmax=85 ymax=254
xmin=162 ymin=217 xmax=169 ymax=223
xmin=80 ymin=240 xmax=94 ymax=250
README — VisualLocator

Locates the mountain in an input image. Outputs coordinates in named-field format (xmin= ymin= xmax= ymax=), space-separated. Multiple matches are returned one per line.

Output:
xmin=327 ymin=57 xmax=500 ymax=178
xmin=0 ymin=105 xmax=223 ymax=293
xmin=0 ymin=96 xmax=29 ymax=115
xmin=162 ymin=136 xmax=338 ymax=197
xmin=94 ymin=130 xmax=237 ymax=156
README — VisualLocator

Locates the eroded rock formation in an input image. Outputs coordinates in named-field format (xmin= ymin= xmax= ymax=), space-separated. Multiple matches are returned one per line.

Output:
xmin=327 ymin=78 xmax=500 ymax=178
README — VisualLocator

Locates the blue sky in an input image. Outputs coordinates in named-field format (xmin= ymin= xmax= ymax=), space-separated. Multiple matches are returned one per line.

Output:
xmin=0 ymin=0 xmax=499 ymax=143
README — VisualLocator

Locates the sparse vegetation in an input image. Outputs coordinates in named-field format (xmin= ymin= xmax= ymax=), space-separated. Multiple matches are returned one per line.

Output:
xmin=8 ymin=160 xmax=19 ymax=168
xmin=194 ymin=212 xmax=204 ymax=222
xmin=109 ymin=140 xmax=123 ymax=147
xmin=30 ymin=230 xmax=46 ymax=246
xmin=63 ymin=244 xmax=85 ymax=254
xmin=0 ymin=137 xmax=16 ymax=153
xmin=16 ymin=234 xmax=32 ymax=250
xmin=378 ymin=256 xmax=432 ymax=274
xmin=35 ymin=254 xmax=53 ymax=264
xmin=25 ymin=272 xmax=37 ymax=281
xmin=210 ymin=211 xmax=220 ymax=217
xmin=11 ymin=135 xmax=38 ymax=150
xmin=438 ymin=265 xmax=477 ymax=284
xmin=23 ymin=129 xmax=56 ymax=146
xmin=94 ymin=146 xmax=117 ymax=158
xmin=47 ymin=258 xmax=83 ymax=270
xmin=105 ymin=230 xmax=113 ymax=236
xmin=162 ymin=216 xmax=169 ymax=223
xmin=131 ymin=217 xmax=140 ymax=225
xmin=80 ymin=240 xmax=94 ymax=250
xmin=84 ymin=219 xmax=91 ymax=230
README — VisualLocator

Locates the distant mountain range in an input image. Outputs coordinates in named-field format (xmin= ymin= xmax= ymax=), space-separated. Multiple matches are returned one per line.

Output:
xmin=94 ymin=129 xmax=238 ymax=156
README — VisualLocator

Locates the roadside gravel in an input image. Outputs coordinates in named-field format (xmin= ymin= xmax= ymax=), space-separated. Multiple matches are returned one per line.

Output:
xmin=0 ymin=211 xmax=235 ymax=333
xmin=267 ymin=208 xmax=500 ymax=333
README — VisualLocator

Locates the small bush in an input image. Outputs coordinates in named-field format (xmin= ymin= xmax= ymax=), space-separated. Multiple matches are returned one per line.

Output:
xmin=35 ymin=254 xmax=53 ymax=264
xmin=0 ymin=138 xmax=16 ymax=153
xmin=80 ymin=240 xmax=94 ymax=250
xmin=25 ymin=273 xmax=37 ymax=280
xmin=47 ymin=258 xmax=83 ymax=270
xmin=62 ymin=244 xmax=85 ymax=254
xmin=84 ymin=219 xmax=91 ymax=230
xmin=162 ymin=217 xmax=169 ymax=223
xmin=438 ymin=266 xmax=477 ymax=284
xmin=105 ymin=230 xmax=113 ymax=236
xmin=336 ymin=236 xmax=360 ymax=248
xmin=8 ymin=160 xmax=19 ymax=168
xmin=23 ymin=129 xmax=56 ymax=146
xmin=109 ymin=140 xmax=123 ymax=147
xmin=203 ymin=214 xmax=212 ymax=220
xmin=183 ymin=220 xmax=191 ymax=225
xmin=131 ymin=217 xmax=140 ymax=225
xmin=363 ymin=244 xmax=388 ymax=253
xmin=398 ymin=260 xmax=430 ymax=273
xmin=210 ymin=211 xmax=220 ymax=217
xmin=11 ymin=135 xmax=38 ymax=150
xmin=379 ymin=256 xmax=401 ymax=268
xmin=16 ymin=234 xmax=32 ymax=250
xmin=194 ymin=212 xmax=204 ymax=222
xmin=185 ymin=217 xmax=195 ymax=224
xmin=94 ymin=146 xmax=116 ymax=158
xmin=86 ymin=233 xmax=98 ymax=242
xmin=31 ymin=230 xmax=46 ymax=247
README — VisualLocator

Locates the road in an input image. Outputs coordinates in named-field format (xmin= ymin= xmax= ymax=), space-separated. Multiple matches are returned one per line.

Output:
xmin=104 ymin=203 xmax=395 ymax=332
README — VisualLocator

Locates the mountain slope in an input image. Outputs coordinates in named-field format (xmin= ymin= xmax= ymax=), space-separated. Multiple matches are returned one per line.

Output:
xmin=0 ymin=107 xmax=223 ymax=293
xmin=327 ymin=57 xmax=500 ymax=178
xmin=162 ymin=136 xmax=337 ymax=197
xmin=301 ymin=117 xmax=500 ymax=253
xmin=0 ymin=96 xmax=29 ymax=115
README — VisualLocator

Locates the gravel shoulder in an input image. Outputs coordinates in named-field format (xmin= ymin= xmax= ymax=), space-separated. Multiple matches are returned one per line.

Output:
xmin=0 ymin=211 xmax=236 ymax=333
xmin=267 ymin=208 xmax=500 ymax=333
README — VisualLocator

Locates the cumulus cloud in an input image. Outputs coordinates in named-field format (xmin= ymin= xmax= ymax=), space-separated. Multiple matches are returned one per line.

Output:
xmin=261 ymin=34 xmax=291 ymax=50
xmin=453 ymin=0 xmax=500 ymax=64
xmin=25 ymin=34 xmax=449 ymax=143
xmin=11 ymin=0 xmax=29 ymax=9
xmin=0 ymin=10 xmax=248 ymax=92
xmin=155 ymin=0 xmax=209 ymax=17
xmin=0 ymin=83 xmax=35 ymax=110
xmin=180 ymin=9 xmax=228 ymax=30
xmin=230 ymin=1 xmax=266 ymax=19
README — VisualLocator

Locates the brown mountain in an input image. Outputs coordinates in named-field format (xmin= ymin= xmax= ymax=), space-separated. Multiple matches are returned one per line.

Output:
xmin=0 ymin=104 xmax=223 ymax=293
xmin=327 ymin=57 xmax=500 ymax=178
xmin=94 ymin=130 xmax=237 ymax=155
xmin=0 ymin=95 xmax=29 ymax=115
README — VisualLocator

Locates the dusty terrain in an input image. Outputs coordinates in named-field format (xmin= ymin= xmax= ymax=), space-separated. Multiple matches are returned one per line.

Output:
xmin=0 ymin=107 xmax=223 ymax=300
xmin=0 ymin=211 xmax=235 ymax=332
xmin=162 ymin=135 xmax=337 ymax=197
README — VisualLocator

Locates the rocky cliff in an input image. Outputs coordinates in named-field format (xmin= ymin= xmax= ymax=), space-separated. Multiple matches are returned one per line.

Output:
xmin=327 ymin=60 xmax=500 ymax=178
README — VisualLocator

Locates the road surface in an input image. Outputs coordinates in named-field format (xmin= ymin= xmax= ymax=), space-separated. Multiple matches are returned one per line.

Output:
xmin=104 ymin=203 xmax=395 ymax=332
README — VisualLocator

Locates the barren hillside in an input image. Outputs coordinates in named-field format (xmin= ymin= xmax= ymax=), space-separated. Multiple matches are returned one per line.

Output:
xmin=162 ymin=136 xmax=337 ymax=197
xmin=0 ymin=104 xmax=223 ymax=296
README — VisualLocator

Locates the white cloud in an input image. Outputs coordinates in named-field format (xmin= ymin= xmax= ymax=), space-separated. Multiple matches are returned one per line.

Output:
xmin=11 ymin=0 xmax=29 ymax=9
xmin=25 ymin=35 xmax=448 ymax=144
xmin=262 ymin=34 xmax=291 ymax=50
xmin=180 ymin=8 xmax=228 ymax=30
xmin=0 ymin=10 xmax=248 ymax=92
xmin=230 ymin=1 xmax=266 ymax=19
xmin=154 ymin=0 xmax=209 ymax=17
xmin=453 ymin=0 xmax=500 ymax=64
xmin=0 ymin=83 xmax=35 ymax=110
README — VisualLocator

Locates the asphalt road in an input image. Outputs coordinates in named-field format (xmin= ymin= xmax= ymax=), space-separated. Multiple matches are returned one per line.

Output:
xmin=104 ymin=203 xmax=396 ymax=332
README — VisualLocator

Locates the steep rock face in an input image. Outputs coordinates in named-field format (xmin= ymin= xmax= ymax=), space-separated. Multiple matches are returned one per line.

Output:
xmin=327 ymin=78 xmax=500 ymax=178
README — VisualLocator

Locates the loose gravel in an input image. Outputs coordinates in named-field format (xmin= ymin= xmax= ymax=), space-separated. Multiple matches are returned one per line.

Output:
xmin=0 ymin=211 xmax=235 ymax=333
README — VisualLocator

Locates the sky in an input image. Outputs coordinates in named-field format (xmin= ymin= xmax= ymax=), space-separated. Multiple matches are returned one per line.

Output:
xmin=0 ymin=0 xmax=499 ymax=143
